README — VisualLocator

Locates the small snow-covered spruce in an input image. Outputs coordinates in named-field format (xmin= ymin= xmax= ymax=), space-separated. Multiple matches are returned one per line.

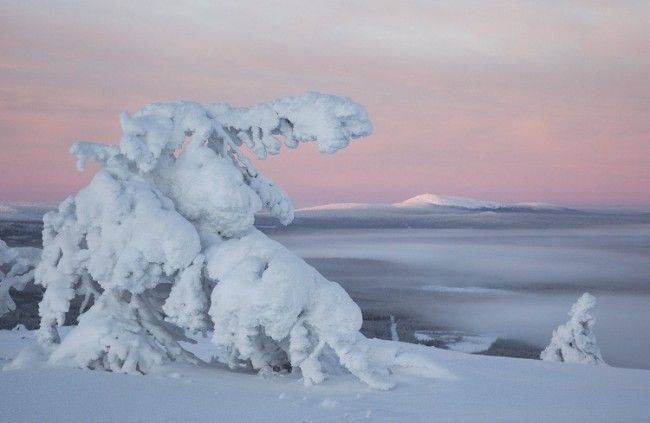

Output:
xmin=0 ymin=238 xmax=40 ymax=317
xmin=33 ymin=92 xmax=401 ymax=388
xmin=540 ymin=293 xmax=606 ymax=365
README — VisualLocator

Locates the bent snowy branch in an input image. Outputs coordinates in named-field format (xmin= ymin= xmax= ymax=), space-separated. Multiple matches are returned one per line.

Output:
xmin=70 ymin=92 xmax=371 ymax=227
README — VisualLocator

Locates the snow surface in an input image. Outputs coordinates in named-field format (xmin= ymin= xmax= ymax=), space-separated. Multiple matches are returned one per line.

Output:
xmin=1 ymin=327 xmax=649 ymax=422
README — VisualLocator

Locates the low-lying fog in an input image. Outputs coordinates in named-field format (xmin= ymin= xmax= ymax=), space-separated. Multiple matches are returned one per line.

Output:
xmin=268 ymin=223 xmax=650 ymax=369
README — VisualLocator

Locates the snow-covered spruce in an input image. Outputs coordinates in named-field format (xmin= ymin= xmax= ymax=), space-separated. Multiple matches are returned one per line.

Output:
xmin=0 ymin=238 xmax=40 ymax=317
xmin=31 ymin=93 xmax=405 ymax=388
xmin=540 ymin=293 xmax=606 ymax=365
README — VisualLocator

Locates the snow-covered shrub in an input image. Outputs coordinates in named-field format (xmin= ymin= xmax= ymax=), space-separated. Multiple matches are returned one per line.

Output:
xmin=540 ymin=293 xmax=606 ymax=365
xmin=0 ymin=238 xmax=40 ymax=316
xmin=33 ymin=92 xmax=400 ymax=388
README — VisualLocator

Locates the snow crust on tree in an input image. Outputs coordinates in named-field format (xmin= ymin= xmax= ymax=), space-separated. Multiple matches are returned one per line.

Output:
xmin=207 ymin=230 xmax=391 ymax=389
xmin=540 ymin=293 xmax=606 ymax=365
xmin=30 ymin=92 xmax=408 ymax=389
xmin=48 ymin=291 xmax=200 ymax=373
xmin=162 ymin=255 xmax=210 ymax=333
xmin=0 ymin=238 xmax=40 ymax=316
xmin=35 ymin=166 xmax=203 ymax=370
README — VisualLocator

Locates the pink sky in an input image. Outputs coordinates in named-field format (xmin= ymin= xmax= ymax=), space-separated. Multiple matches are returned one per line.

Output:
xmin=1 ymin=1 xmax=648 ymax=207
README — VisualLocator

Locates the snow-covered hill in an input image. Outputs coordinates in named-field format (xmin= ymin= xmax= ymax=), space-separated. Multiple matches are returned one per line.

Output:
xmin=1 ymin=327 xmax=648 ymax=422
xmin=394 ymin=193 xmax=508 ymax=209
xmin=297 ymin=194 xmax=566 ymax=213
xmin=264 ymin=195 xmax=650 ymax=231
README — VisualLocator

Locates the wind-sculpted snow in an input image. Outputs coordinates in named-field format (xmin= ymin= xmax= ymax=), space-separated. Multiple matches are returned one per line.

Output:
xmin=154 ymin=145 xmax=262 ymax=237
xmin=0 ymin=239 xmax=40 ymax=316
xmin=207 ymin=230 xmax=392 ymax=389
xmin=25 ymin=93 xmax=416 ymax=389
xmin=541 ymin=293 xmax=606 ymax=365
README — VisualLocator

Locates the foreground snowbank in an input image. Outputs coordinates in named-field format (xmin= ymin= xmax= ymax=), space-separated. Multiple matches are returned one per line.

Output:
xmin=1 ymin=328 xmax=648 ymax=422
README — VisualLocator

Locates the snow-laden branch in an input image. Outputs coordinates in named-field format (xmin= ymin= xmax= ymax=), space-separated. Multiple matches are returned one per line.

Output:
xmin=213 ymin=91 xmax=373 ymax=157
xmin=72 ymin=92 xmax=372 ymax=168
xmin=70 ymin=92 xmax=371 ymax=228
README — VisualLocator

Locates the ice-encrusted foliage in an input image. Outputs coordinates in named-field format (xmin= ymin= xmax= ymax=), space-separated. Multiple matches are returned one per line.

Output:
xmin=541 ymin=293 xmax=606 ymax=365
xmin=33 ymin=93 xmax=398 ymax=388
xmin=0 ymin=239 xmax=40 ymax=316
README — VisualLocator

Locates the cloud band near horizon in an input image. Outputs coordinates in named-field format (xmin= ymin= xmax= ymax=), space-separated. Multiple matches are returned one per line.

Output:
xmin=1 ymin=1 xmax=648 ymax=207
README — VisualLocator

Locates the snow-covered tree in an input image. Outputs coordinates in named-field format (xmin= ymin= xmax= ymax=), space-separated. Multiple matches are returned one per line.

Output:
xmin=540 ymin=293 xmax=606 ymax=365
xmin=0 ymin=238 xmax=40 ymax=317
xmin=34 ymin=92 xmax=398 ymax=388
